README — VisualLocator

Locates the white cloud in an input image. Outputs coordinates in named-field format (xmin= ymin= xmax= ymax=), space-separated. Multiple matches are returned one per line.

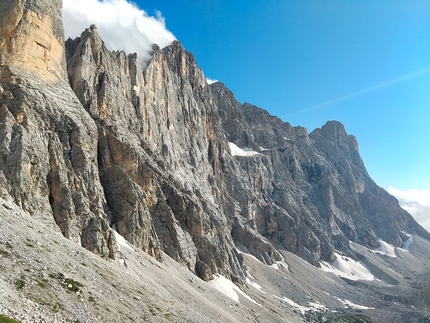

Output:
xmin=206 ymin=78 xmax=219 ymax=85
xmin=62 ymin=0 xmax=176 ymax=65
xmin=388 ymin=187 xmax=430 ymax=232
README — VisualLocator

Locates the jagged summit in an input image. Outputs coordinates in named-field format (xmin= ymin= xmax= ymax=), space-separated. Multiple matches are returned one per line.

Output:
xmin=1 ymin=1 xmax=430 ymax=322
xmin=2 ymin=0 xmax=428 ymax=276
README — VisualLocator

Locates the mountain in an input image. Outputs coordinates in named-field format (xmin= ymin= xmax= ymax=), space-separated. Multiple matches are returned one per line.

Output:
xmin=1 ymin=1 xmax=430 ymax=322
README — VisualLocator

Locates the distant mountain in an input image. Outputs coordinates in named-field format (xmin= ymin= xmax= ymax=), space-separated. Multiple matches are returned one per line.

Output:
xmin=1 ymin=1 xmax=430 ymax=322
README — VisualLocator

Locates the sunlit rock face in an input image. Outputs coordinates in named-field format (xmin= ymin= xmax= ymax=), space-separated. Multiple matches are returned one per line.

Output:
xmin=65 ymin=20 xmax=429 ymax=279
xmin=0 ymin=0 xmax=67 ymax=83
xmin=1 ymin=0 xmax=428 ymax=284
xmin=66 ymin=29 xmax=245 ymax=281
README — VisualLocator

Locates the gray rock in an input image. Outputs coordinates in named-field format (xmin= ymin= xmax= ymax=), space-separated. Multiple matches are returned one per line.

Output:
xmin=0 ymin=0 xmax=112 ymax=257
xmin=211 ymin=81 xmax=430 ymax=265
xmin=1 ymin=0 xmax=428 ymax=286
xmin=65 ymin=28 xmax=245 ymax=280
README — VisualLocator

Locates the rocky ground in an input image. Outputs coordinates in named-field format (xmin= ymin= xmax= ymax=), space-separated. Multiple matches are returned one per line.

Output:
xmin=0 ymin=197 xmax=289 ymax=323
xmin=2 ymin=196 xmax=430 ymax=323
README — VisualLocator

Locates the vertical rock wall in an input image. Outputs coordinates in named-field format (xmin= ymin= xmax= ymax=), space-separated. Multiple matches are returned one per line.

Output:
xmin=0 ymin=0 xmax=112 ymax=257
xmin=66 ymin=27 xmax=245 ymax=280
xmin=1 ymin=0 xmax=428 ymax=282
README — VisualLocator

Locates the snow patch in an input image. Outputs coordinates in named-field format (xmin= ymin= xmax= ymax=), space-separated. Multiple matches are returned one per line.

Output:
xmin=373 ymin=239 xmax=396 ymax=257
xmin=334 ymin=297 xmax=375 ymax=310
xmin=276 ymin=296 xmax=328 ymax=315
xmin=229 ymin=142 xmax=260 ymax=157
xmin=208 ymin=274 xmax=239 ymax=302
xmin=208 ymin=274 xmax=261 ymax=306
xmin=308 ymin=301 xmax=329 ymax=311
xmin=112 ymin=229 xmax=134 ymax=252
xmin=401 ymin=232 xmax=413 ymax=251
xmin=236 ymin=247 xmax=289 ymax=271
xmin=236 ymin=248 xmax=264 ymax=264
xmin=269 ymin=259 xmax=289 ymax=271
xmin=320 ymin=253 xmax=374 ymax=281
xmin=245 ymin=277 xmax=263 ymax=291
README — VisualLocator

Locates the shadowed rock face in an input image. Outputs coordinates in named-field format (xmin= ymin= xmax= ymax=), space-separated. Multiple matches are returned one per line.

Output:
xmin=212 ymin=82 xmax=429 ymax=263
xmin=1 ymin=0 xmax=428 ymax=283
xmin=0 ymin=0 xmax=112 ymax=257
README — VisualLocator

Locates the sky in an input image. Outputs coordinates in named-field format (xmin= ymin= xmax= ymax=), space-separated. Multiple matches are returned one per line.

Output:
xmin=62 ymin=0 xmax=430 ymax=230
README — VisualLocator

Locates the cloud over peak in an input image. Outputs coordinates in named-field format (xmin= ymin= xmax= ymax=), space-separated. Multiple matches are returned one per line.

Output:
xmin=388 ymin=186 xmax=430 ymax=232
xmin=206 ymin=78 xmax=219 ymax=85
xmin=63 ymin=0 xmax=176 ymax=64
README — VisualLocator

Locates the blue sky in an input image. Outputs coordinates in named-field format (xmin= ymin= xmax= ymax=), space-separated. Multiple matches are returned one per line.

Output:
xmin=131 ymin=0 xmax=430 ymax=192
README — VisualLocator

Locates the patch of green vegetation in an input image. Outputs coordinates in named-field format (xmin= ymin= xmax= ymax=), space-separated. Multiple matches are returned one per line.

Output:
xmin=14 ymin=279 xmax=25 ymax=290
xmin=127 ymin=316 xmax=135 ymax=322
xmin=25 ymin=239 xmax=34 ymax=248
xmin=342 ymin=314 xmax=374 ymax=323
xmin=72 ymin=320 xmax=81 ymax=323
xmin=53 ymin=302 xmax=64 ymax=312
xmin=63 ymin=278 xmax=84 ymax=292
xmin=0 ymin=314 xmax=21 ymax=323
xmin=5 ymin=242 xmax=13 ymax=249
xmin=163 ymin=313 xmax=172 ymax=320
xmin=37 ymin=280 xmax=47 ymax=288
xmin=148 ymin=306 xmax=157 ymax=315
xmin=88 ymin=296 xmax=95 ymax=302
xmin=0 ymin=248 xmax=11 ymax=258
xmin=28 ymin=293 xmax=58 ymax=313
xmin=48 ymin=273 xmax=84 ymax=292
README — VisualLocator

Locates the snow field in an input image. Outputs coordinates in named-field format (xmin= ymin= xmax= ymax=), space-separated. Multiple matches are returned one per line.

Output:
xmin=112 ymin=229 xmax=135 ymax=252
xmin=373 ymin=239 xmax=396 ymax=257
xmin=228 ymin=142 xmax=260 ymax=157
xmin=208 ymin=274 xmax=261 ymax=306
xmin=320 ymin=252 xmax=374 ymax=281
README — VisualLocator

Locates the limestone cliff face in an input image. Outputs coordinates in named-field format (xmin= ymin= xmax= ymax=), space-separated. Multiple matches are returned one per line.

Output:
xmin=0 ymin=0 xmax=66 ymax=83
xmin=212 ymin=81 xmax=430 ymax=264
xmin=0 ymin=0 xmax=112 ymax=257
xmin=1 ymin=0 xmax=428 ymax=283
xmin=66 ymin=27 xmax=244 ymax=280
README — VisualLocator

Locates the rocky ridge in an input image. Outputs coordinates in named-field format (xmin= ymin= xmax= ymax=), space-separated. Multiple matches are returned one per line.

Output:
xmin=1 ymin=0 xmax=429 ymax=282
xmin=1 ymin=1 xmax=430 ymax=322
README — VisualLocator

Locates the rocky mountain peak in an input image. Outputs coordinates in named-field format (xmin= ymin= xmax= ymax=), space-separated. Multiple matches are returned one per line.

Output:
xmin=2 ymin=1 xmax=430 ymax=321
xmin=310 ymin=120 xmax=365 ymax=169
